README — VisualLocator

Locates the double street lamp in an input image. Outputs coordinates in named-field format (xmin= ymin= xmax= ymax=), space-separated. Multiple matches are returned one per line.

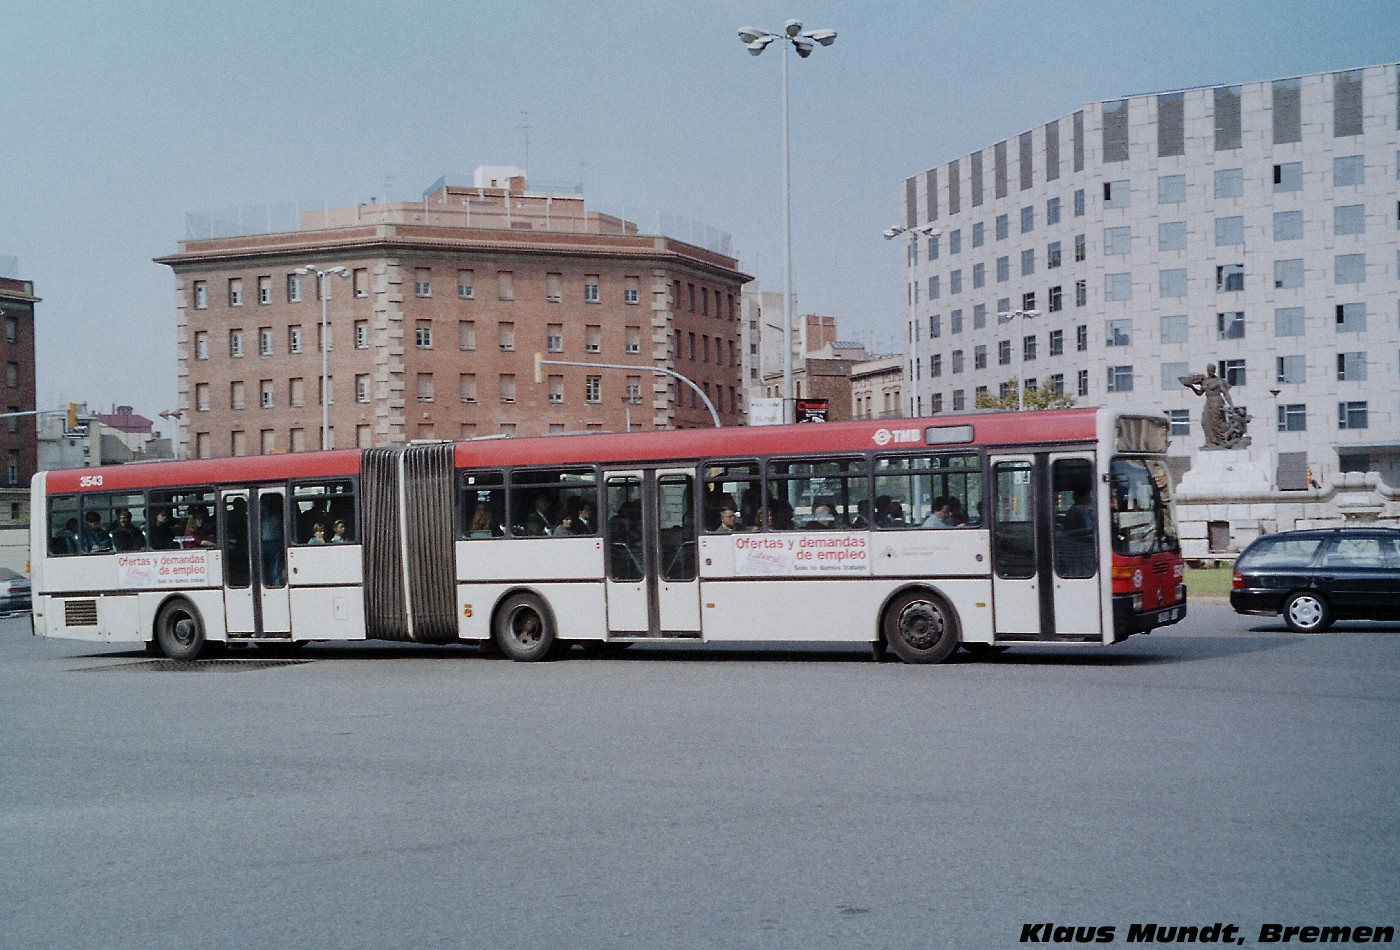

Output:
xmin=294 ymin=265 xmax=349 ymax=449
xmin=738 ymin=19 xmax=836 ymax=424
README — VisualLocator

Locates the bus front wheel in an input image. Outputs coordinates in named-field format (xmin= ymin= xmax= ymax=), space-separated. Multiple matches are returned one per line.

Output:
xmin=494 ymin=593 xmax=558 ymax=662
xmin=156 ymin=598 xmax=207 ymax=661
xmin=883 ymin=590 xmax=959 ymax=664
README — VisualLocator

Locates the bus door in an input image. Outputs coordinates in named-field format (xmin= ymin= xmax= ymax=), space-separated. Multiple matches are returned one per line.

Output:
xmin=990 ymin=456 xmax=1042 ymax=637
xmin=602 ymin=469 xmax=701 ymax=637
xmin=1048 ymin=454 xmax=1101 ymax=636
xmin=220 ymin=488 xmax=290 ymax=637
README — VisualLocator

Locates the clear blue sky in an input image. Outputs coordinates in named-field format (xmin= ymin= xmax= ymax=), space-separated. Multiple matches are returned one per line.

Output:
xmin=5 ymin=0 xmax=1397 ymax=434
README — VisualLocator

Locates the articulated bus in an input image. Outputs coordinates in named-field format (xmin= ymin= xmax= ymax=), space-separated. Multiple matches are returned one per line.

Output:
xmin=30 ymin=408 xmax=1185 ymax=664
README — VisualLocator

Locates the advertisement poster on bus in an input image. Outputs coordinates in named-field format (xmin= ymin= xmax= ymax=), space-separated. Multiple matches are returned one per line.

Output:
xmin=732 ymin=533 xmax=869 ymax=575
xmin=116 ymin=552 xmax=209 ymax=588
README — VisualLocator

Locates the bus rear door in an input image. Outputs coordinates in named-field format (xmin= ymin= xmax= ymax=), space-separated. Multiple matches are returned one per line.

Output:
xmin=603 ymin=469 xmax=701 ymax=637
xmin=221 ymin=488 xmax=290 ymax=638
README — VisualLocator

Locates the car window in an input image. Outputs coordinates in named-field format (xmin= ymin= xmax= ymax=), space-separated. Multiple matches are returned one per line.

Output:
xmin=1322 ymin=537 xmax=1386 ymax=568
xmin=1238 ymin=536 xmax=1323 ymax=569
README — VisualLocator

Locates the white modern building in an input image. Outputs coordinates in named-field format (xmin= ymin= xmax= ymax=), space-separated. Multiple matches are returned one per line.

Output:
xmin=899 ymin=62 xmax=1400 ymax=489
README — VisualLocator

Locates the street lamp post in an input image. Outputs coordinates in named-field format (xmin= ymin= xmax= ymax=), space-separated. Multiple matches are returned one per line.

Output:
xmin=738 ymin=19 xmax=836 ymax=424
xmin=996 ymin=309 xmax=1041 ymax=411
xmin=295 ymin=265 xmax=349 ymax=449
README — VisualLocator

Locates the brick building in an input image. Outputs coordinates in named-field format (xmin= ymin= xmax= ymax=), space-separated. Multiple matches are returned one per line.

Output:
xmin=1 ymin=275 xmax=38 ymax=522
xmin=157 ymin=170 xmax=749 ymax=457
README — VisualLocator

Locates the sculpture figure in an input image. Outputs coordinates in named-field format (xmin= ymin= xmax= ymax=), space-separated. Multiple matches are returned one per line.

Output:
xmin=1180 ymin=364 xmax=1251 ymax=449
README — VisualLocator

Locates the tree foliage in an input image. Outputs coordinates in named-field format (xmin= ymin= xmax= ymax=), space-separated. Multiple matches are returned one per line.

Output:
xmin=974 ymin=380 xmax=1077 ymax=412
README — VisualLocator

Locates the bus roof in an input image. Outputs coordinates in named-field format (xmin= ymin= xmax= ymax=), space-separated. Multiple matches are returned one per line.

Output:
xmin=42 ymin=449 xmax=362 ymax=494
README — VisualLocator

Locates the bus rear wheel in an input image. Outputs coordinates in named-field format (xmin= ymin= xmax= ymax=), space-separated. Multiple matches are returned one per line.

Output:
xmin=883 ymin=590 xmax=959 ymax=664
xmin=156 ymin=598 xmax=207 ymax=661
xmin=494 ymin=593 xmax=558 ymax=662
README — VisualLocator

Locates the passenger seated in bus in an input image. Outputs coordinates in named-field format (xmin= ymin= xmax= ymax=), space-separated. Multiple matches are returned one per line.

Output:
xmin=467 ymin=508 xmax=494 ymax=539
xmin=554 ymin=497 xmax=596 ymax=536
xmin=56 ymin=519 xmax=82 ymax=554
xmin=765 ymin=496 xmax=795 ymax=530
xmin=1061 ymin=488 xmax=1094 ymax=534
xmin=922 ymin=497 xmax=953 ymax=528
xmin=148 ymin=509 xmax=178 ymax=550
xmin=850 ymin=500 xmax=873 ymax=529
xmin=82 ymin=512 xmax=114 ymax=553
xmin=711 ymin=504 xmax=743 ymax=533
xmin=110 ymin=508 xmax=145 ymax=551
xmin=307 ymin=522 xmax=328 ymax=544
xmin=947 ymin=497 xmax=970 ymax=527
xmin=805 ymin=503 xmax=838 ymax=530
xmin=182 ymin=510 xmax=215 ymax=548
xmin=329 ymin=519 xmax=350 ymax=543
xmin=523 ymin=494 xmax=557 ymax=536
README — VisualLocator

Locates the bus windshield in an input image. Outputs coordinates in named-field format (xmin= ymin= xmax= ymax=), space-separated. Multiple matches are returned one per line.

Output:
xmin=1110 ymin=457 xmax=1179 ymax=556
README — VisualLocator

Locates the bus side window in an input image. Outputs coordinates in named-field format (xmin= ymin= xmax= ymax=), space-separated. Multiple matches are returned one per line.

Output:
xmin=765 ymin=457 xmax=867 ymax=531
xmin=508 ymin=468 xmax=597 ymax=538
xmin=702 ymin=461 xmax=759 ymax=533
xmin=461 ymin=471 xmax=505 ymax=538
xmin=48 ymin=495 xmax=80 ymax=555
xmin=291 ymin=479 xmax=356 ymax=544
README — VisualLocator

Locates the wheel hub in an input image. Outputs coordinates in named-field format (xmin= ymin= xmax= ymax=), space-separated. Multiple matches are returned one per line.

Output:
xmin=898 ymin=602 xmax=942 ymax=649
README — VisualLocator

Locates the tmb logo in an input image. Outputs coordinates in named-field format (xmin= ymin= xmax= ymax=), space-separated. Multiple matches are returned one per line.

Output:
xmin=872 ymin=427 xmax=920 ymax=446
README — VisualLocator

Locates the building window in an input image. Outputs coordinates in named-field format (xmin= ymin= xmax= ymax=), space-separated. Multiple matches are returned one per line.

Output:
xmin=1218 ymin=359 xmax=1246 ymax=387
xmin=585 ymin=325 xmax=601 ymax=354
xmin=1167 ymin=409 xmax=1190 ymax=436
xmin=1073 ymin=188 xmax=1085 ymax=216
xmin=1215 ymin=85 xmax=1242 ymax=149
xmin=415 ymin=321 xmax=433 ymax=349
xmin=1073 ymin=233 xmax=1086 ymax=262
xmin=1020 ymin=206 xmax=1034 ymax=233
xmin=258 ymin=381 xmax=274 ymax=408
xmin=1161 ymin=362 xmax=1189 ymax=390
xmin=1075 ymin=369 xmax=1087 ymax=397
xmin=1102 ymin=99 xmax=1129 ymax=161
xmin=414 ymin=268 xmax=431 ymax=297
xmin=1104 ymin=226 xmax=1131 ymax=255
xmin=290 ymin=377 xmax=305 ymax=408
xmin=546 ymin=374 xmax=565 ymax=404
xmin=1047 ymin=241 xmax=1061 ymax=269
xmin=354 ymin=320 xmax=368 ymax=349
xmin=1106 ymin=320 xmax=1132 ymax=347
xmin=1273 ymin=78 xmax=1302 ymax=144
xmin=950 ymin=310 xmax=964 ymax=334
xmin=584 ymin=275 xmax=600 ymax=303
xmin=1103 ymin=180 xmax=1129 ymax=208
xmin=1274 ymin=211 xmax=1303 ymax=240
xmin=545 ymin=272 xmax=563 ymax=303
xmin=1274 ymin=259 xmax=1304 ymax=289
xmin=585 ymin=376 xmax=601 ymax=403
xmin=1160 ymin=268 xmax=1188 ymax=297
xmin=1334 ymin=70 xmax=1364 ymax=137
xmin=950 ymin=269 xmax=963 ymax=295
xmin=974 ymin=344 xmax=987 ymax=370
xmin=1274 ymin=162 xmax=1302 ymax=192
xmin=1338 ymin=401 xmax=1368 ymax=430
xmin=259 ymin=328 xmax=274 ymax=356
xmin=1022 ymin=336 xmax=1037 ymax=362
xmin=350 ymin=268 xmax=367 ymax=299
xmin=1218 ymin=311 xmax=1245 ymax=340
xmin=1335 ymin=254 xmax=1366 ymax=284
xmin=1158 ymin=174 xmax=1186 ymax=204
xmin=1020 ymin=249 xmax=1034 ymax=277
xmin=1076 ymin=325 xmax=1088 ymax=352
xmin=949 ymin=229 xmax=962 ymax=254
xmin=1214 ymin=168 xmax=1243 ymax=199
xmin=1160 ymin=314 xmax=1188 ymax=345
xmin=230 ymin=381 xmax=245 ymax=410
xmin=289 ymin=326 xmax=303 ymax=354
xmin=952 ymin=390 xmax=965 ymax=412
xmin=1275 ymin=307 xmax=1305 ymax=337
xmin=499 ymin=322 xmax=516 ymax=352
xmin=951 ymin=350 xmax=964 ymax=374
xmin=1217 ymin=264 xmax=1245 ymax=292
xmin=1337 ymin=352 xmax=1367 ymax=382
xmin=626 ymin=325 xmax=642 ymax=355
xmin=1104 ymin=273 xmax=1131 ymax=301
xmin=229 ymin=330 xmax=244 ymax=358
xmin=356 ymin=374 xmax=371 ymax=403
xmin=228 ymin=278 xmax=243 ymax=307
xmin=1335 ymin=204 xmax=1365 ymax=235
xmin=994 ymin=215 xmax=1008 ymax=241
xmin=971 ymin=222 xmax=985 ymax=247
xmin=1277 ymin=404 xmax=1306 ymax=432
xmin=497 ymin=271 xmax=515 ymax=301
xmin=193 ymin=281 xmax=208 ymax=309
xmin=547 ymin=323 xmax=563 ymax=353
xmin=416 ymin=373 xmax=434 ymax=403
xmin=932 ymin=353 xmax=943 ymax=376
xmin=195 ymin=383 xmax=209 ymax=411
xmin=287 ymin=274 xmax=302 ymax=302
xmin=994 ymin=259 xmax=1008 ymax=283
xmin=1046 ymin=197 xmax=1061 ymax=225
xmin=1020 ymin=292 xmax=1035 ymax=312
xmin=459 ymin=374 xmax=477 ymax=404
xmin=1048 ymin=286 xmax=1062 ymax=313
xmin=499 ymin=374 xmax=516 ymax=404
xmin=1215 ymin=216 xmax=1244 ymax=246
xmin=258 ymin=276 xmax=272 ymax=305
xmin=1276 ymin=356 xmax=1306 ymax=384
xmin=1049 ymin=329 xmax=1063 ymax=356
xmin=1335 ymin=154 xmax=1365 ymax=186
xmin=194 ymin=331 xmax=209 ymax=360
xmin=997 ymin=340 xmax=1011 ymax=366
xmin=457 ymin=269 xmax=474 ymax=299
xmin=1106 ymin=366 xmax=1133 ymax=393
xmin=624 ymin=276 xmax=640 ymax=304
xmin=1074 ymin=280 xmax=1087 ymax=308
xmin=972 ymin=262 xmax=985 ymax=289
xmin=459 ymin=320 xmax=476 ymax=351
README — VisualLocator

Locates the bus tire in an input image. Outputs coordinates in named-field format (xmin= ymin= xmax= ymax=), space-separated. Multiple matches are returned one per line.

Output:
xmin=493 ymin=593 xmax=558 ymax=662
xmin=882 ymin=590 xmax=959 ymax=664
xmin=155 ymin=598 xmax=207 ymax=661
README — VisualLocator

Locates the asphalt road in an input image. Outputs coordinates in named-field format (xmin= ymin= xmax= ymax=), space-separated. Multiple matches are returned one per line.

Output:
xmin=1 ymin=603 xmax=1397 ymax=949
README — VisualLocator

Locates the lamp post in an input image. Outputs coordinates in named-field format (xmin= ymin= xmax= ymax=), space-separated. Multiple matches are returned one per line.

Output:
xmin=996 ymin=309 xmax=1041 ymax=410
xmin=295 ymin=265 xmax=349 ymax=449
xmin=738 ymin=19 xmax=836 ymax=424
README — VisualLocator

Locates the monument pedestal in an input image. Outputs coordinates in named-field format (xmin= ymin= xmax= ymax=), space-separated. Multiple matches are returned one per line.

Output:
xmin=1175 ymin=447 xmax=1272 ymax=500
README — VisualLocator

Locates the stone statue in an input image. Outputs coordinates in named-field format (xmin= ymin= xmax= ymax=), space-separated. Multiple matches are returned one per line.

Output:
xmin=1180 ymin=364 xmax=1251 ymax=449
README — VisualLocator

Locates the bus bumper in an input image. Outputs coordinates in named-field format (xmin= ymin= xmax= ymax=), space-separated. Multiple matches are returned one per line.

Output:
xmin=1111 ymin=593 xmax=1187 ymax=642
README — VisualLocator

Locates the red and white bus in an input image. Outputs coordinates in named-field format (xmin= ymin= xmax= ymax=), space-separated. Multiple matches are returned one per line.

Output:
xmin=30 ymin=407 xmax=1185 ymax=663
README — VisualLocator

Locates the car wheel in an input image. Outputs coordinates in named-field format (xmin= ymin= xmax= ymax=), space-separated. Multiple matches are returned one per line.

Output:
xmin=1283 ymin=591 xmax=1332 ymax=633
xmin=882 ymin=590 xmax=959 ymax=664
xmin=155 ymin=597 xmax=207 ymax=660
xmin=493 ymin=593 xmax=558 ymax=662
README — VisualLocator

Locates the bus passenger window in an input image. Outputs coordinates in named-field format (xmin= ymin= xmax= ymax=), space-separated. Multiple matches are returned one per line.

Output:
xmin=874 ymin=454 xmax=982 ymax=530
xmin=47 ymin=496 xmax=80 ymax=555
xmin=703 ymin=461 xmax=759 ymax=533
xmin=461 ymin=471 xmax=505 ymax=538
xmin=765 ymin=457 xmax=867 ymax=531
xmin=292 ymin=479 xmax=357 ymax=544
xmin=509 ymin=468 xmax=597 ymax=538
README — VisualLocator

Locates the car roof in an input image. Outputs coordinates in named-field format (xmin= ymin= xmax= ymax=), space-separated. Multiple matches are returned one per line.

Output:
xmin=1250 ymin=527 xmax=1400 ymax=543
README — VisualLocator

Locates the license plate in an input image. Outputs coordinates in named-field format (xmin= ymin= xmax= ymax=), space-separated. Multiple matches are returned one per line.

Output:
xmin=1155 ymin=608 xmax=1178 ymax=624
